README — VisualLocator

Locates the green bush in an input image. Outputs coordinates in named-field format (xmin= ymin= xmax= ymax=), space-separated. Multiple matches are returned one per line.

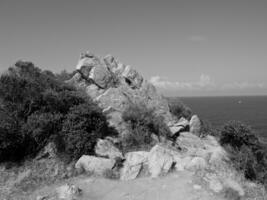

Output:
xmin=220 ymin=121 xmax=259 ymax=149
xmin=122 ymin=103 xmax=171 ymax=151
xmin=219 ymin=121 xmax=267 ymax=188
xmin=22 ymin=112 xmax=63 ymax=155
xmin=0 ymin=61 xmax=117 ymax=162
xmin=199 ymin=119 xmax=219 ymax=137
xmin=168 ymin=99 xmax=192 ymax=120
xmin=61 ymin=102 xmax=117 ymax=160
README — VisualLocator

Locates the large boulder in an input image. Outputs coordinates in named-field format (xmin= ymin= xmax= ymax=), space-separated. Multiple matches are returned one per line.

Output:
xmin=147 ymin=145 xmax=176 ymax=178
xmin=95 ymin=138 xmax=123 ymax=159
xmin=169 ymin=117 xmax=190 ymax=138
xmin=185 ymin=156 xmax=207 ymax=171
xmin=69 ymin=52 xmax=173 ymax=136
xmin=89 ymin=64 xmax=113 ymax=89
xmin=75 ymin=155 xmax=115 ymax=175
xmin=120 ymin=151 xmax=148 ymax=180
xmin=121 ymin=65 xmax=143 ymax=89
xmin=189 ymin=115 xmax=201 ymax=136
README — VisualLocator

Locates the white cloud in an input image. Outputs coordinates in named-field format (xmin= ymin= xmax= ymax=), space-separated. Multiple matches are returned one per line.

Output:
xmin=149 ymin=74 xmax=216 ymax=91
xmin=221 ymin=82 xmax=265 ymax=90
xmin=150 ymin=75 xmax=266 ymax=92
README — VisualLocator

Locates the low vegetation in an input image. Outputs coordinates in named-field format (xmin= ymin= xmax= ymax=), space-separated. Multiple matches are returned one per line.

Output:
xmin=121 ymin=103 xmax=171 ymax=152
xmin=219 ymin=121 xmax=267 ymax=189
xmin=0 ymin=61 xmax=117 ymax=162
xmin=167 ymin=98 xmax=192 ymax=120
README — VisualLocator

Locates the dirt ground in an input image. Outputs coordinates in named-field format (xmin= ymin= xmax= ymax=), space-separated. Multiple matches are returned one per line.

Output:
xmin=31 ymin=171 xmax=226 ymax=200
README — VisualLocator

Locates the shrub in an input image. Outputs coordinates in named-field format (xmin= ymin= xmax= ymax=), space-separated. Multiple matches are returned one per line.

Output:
xmin=0 ymin=61 xmax=116 ymax=162
xmin=168 ymin=99 xmax=192 ymax=120
xmin=60 ymin=102 xmax=117 ymax=160
xmin=219 ymin=121 xmax=267 ymax=188
xmin=220 ymin=121 xmax=259 ymax=149
xmin=22 ymin=112 xmax=63 ymax=155
xmin=122 ymin=103 xmax=171 ymax=151
xmin=199 ymin=119 xmax=219 ymax=137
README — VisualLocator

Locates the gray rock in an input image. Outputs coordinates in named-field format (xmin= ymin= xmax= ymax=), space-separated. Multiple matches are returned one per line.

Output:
xmin=95 ymin=138 xmax=123 ymax=159
xmin=75 ymin=155 xmax=115 ymax=175
xmin=189 ymin=115 xmax=201 ymax=136
xmin=69 ymin=52 xmax=174 ymax=137
xmin=169 ymin=117 xmax=190 ymax=137
xmin=89 ymin=64 xmax=113 ymax=89
xmin=185 ymin=156 xmax=207 ymax=171
xmin=147 ymin=145 xmax=175 ymax=178
xmin=120 ymin=151 xmax=148 ymax=180
xmin=122 ymin=65 xmax=143 ymax=89
xmin=36 ymin=142 xmax=57 ymax=160
xmin=56 ymin=184 xmax=82 ymax=200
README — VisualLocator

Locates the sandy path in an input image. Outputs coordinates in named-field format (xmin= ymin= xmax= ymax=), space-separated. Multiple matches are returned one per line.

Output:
xmin=66 ymin=171 xmax=224 ymax=200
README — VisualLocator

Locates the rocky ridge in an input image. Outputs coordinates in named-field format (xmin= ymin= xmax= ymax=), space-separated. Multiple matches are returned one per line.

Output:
xmin=5 ymin=52 xmax=265 ymax=200
xmin=68 ymin=52 xmax=173 ymax=137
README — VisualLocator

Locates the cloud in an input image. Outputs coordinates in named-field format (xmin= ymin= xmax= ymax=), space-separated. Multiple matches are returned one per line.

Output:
xmin=188 ymin=35 xmax=206 ymax=42
xmin=221 ymin=82 xmax=265 ymax=90
xmin=149 ymin=74 xmax=216 ymax=91
xmin=150 ymin=75 xmax=266 ymax=92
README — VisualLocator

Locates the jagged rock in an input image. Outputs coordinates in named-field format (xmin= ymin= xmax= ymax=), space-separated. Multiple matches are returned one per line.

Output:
xmin=104 ymin=54 xmax=118 ymax=72
xmin=89 ymin=64 xmax=113 ymax=89
xmin=169 ymin=117 xmax=190 ymax=137
xmin=189 ymin=115 xmax=201 ymax=136
xmin=36 ymin=142 xmax=57 ymax=160
xmin=69 ymin=52 xmax=173 ymax=136
xmin=147 ymin=145 xmax=175 ymax=178
xmin=95 ymin=138 xmax=123 ymax=159
xmin=120 ymin=151 xmax=148 ymax=180
xmin=56 ymin=184 xmax=82 ymax=200
xmin=75 ymin=155 xmax=115 ymax=175
xmin=185 ymin=157 xmax=207 ymax=171
xmin=122 ymin=65 xmax=143 ymax=89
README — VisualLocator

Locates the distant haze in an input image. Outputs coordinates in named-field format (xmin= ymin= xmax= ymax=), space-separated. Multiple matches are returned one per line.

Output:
xmin=1 ymin=0 xmax=267 ymax=96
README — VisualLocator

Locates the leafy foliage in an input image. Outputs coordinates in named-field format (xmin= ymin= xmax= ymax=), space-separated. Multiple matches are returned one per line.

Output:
xmin=61 ymin=103 xmax=117 ymax=160
xmin=0 ymin=61 xmax=117 ymax=162
xmin=219 ymin=121 xmax=267 ymax=188
xmin=168 ymin=98 xmax=192 ymax=120
xmin=122 ymin=103 xmax=171 ymax=151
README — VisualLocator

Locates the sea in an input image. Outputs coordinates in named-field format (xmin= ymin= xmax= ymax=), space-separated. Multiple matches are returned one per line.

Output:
xmin=180 ymin=96 xmax=267 ymax=143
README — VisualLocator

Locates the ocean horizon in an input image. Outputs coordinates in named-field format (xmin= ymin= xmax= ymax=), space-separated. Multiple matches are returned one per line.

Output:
xmin=177 ymin=95 xmax=267 ymax=143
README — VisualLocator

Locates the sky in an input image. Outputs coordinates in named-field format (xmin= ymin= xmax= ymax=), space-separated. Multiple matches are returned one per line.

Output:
xmin=0 ymin=0 xmax=267 ymax=96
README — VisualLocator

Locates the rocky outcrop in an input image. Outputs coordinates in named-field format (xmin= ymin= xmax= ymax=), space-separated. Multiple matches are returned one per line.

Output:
xmin=147 ymin=145 xmax=176 ymax=178
xmin=68 ymin=52 xmax=173 ymax=136
xmin=189 ymin=115 xmax=201 ymax=136
xmin=168 ymin=117 xmax=190 ymax=138
xmin=75 ymin=155 xmax=115 ymax=175
xmin=120 ymin=151 xmax=148 ymax=180
xmin=95 ymin=138 xmax=123 ymax=159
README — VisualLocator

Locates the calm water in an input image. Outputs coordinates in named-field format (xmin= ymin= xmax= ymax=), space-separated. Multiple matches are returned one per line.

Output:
xmin=180 ymin=96 xmax=267 ymax=143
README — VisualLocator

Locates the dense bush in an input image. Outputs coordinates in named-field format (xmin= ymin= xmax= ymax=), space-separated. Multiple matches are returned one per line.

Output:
xmin=0 ymin=61 xmax=117 ymax=162
xmin=61 ymin=103 xmax=117 ymax=160
xmin=219 ymin=121 xmax=267 ymax=188
xmin=167 ymin=98 xmax=192 ymax=120
xmin=122 ymin=103 xmax=171 ymax=151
